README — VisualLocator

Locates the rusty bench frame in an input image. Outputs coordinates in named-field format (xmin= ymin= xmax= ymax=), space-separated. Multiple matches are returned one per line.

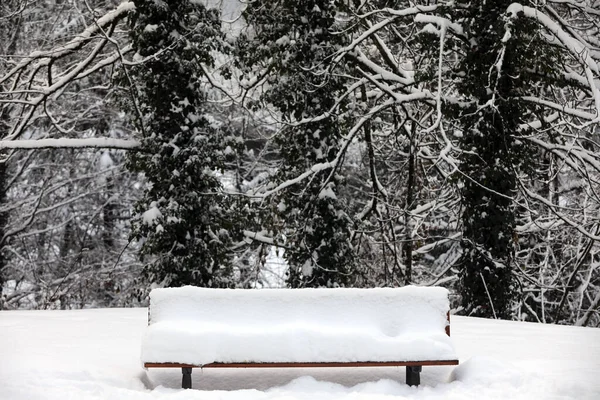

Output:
xmin=144 ymin=312 xmax=458 ymax=388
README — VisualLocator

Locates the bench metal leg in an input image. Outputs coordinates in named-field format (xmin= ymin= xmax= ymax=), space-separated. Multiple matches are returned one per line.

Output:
xmin=406 ymin=365 xmax=422 ymax=386
xmin=182 ymin=367 xmax=192 ymax=389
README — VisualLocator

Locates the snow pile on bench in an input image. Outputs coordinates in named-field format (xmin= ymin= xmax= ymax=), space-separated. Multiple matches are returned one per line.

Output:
xmin=141 ymin=286 xmax=457 ymax=366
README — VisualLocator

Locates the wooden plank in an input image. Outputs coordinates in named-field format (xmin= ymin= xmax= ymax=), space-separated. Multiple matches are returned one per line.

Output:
xmin=144 ymin=360 xmax=459 ymax=369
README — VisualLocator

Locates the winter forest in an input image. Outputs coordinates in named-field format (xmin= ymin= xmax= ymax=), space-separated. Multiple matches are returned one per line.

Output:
xmin=0 ymin=0 xmax=599 ymax=327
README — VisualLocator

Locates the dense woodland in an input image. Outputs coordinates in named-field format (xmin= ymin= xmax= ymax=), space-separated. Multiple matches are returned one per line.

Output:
xmin=0 ymin=0 xmax=599 ymax=327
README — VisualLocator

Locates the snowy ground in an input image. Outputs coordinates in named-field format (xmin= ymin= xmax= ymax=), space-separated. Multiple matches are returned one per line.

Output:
xmin=1 ymin=308 xmax=599 ymax=400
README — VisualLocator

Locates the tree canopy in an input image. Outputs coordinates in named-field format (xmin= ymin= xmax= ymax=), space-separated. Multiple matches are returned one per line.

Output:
xmin=1 ymin=0 xmax=599 ymax=326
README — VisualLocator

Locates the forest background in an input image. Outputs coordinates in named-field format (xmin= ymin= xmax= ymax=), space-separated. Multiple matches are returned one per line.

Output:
xmin=1 ymin=0 xmax=599 ymax=327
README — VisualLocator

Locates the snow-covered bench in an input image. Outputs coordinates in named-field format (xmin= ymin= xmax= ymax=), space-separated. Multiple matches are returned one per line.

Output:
xmin=141 ymin=286 xmax=458 ymax=389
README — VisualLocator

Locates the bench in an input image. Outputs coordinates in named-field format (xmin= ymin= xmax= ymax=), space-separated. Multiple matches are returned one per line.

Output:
xmin=141 ymin=286 xmax=458 ymax=389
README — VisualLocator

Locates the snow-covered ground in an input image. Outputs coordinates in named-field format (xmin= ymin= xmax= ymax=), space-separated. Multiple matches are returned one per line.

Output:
xmin=0 ymin=307 xmax=598 ymax=400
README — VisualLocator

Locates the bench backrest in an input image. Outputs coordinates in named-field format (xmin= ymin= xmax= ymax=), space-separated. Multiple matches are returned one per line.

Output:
xmin=148 ymin=286 xmax=451 ymax=337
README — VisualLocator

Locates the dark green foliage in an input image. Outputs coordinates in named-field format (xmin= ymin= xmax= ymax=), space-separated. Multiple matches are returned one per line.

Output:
xmin=125 ymin=0 xmax=246 ymax=288
xmin=415 ymin=1 xmax=563 ymax=318
xmin=237 ymin=0 xmax=359 ymax=287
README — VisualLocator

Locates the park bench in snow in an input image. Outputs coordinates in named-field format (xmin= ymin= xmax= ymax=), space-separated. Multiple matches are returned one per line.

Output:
xmin=141 ymin=286 xmax=458 ymax=389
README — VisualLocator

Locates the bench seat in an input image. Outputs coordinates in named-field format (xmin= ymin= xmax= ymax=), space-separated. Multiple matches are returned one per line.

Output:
xmin=141 ymin=286 xmax=459 ymax=388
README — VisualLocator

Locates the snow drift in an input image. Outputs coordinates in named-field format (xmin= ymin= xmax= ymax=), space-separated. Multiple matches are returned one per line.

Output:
xmin=1 ymin=308 xmax=599 ymax=399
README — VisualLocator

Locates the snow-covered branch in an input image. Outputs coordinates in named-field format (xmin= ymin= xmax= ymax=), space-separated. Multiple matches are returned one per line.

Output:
xmin=0 ymin=138 xmax=140 ymax=150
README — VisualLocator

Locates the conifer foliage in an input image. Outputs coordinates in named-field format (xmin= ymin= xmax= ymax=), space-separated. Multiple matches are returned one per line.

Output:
xmin=125 ymin=0 xmax=243 ymax=288
xmin=449 ymin=0 xmax=536 ymax=318
xmin=237 ymin=0 xmax=359 ymax=287
xmin=417 ymin=0 xmax=594 ymax=318
xmin=450 ymin=1 xmax=525 ymax=319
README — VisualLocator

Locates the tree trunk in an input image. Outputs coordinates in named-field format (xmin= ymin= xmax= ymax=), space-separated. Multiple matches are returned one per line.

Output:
xmin=404 ymin=121 xmax=417 ymax=285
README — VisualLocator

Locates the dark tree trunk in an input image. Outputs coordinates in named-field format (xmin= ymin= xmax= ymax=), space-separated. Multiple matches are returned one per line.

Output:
xmin=453 ymin=0 xmax=534 ymax=319
xmin=103 ymin=172 xmax=115 ymax=250
xmin=404 ymin=122 xmax=417 ymax=285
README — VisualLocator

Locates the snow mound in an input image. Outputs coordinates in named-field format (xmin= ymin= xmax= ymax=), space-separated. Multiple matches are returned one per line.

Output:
xmin=141 ymin=286 xmax=458 ymax=365
xmin=450 ymin=356 xmax=523 ymax=387
xmin=2 ymin=308 xmax=599 ymax=399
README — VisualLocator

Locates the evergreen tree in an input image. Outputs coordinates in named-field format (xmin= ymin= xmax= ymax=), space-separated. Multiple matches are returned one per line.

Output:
xmin=433 ymin=1 xmax=561 ymax=318
xmin=237 ymin=0 xmax=359 ymax=287
xmin=125 ymin=0 xmax=247 ymax=287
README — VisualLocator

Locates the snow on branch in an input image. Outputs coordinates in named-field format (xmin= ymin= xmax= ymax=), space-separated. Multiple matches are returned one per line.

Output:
xmin=414 ymin=14 xmax=465 ymax=37
xmin=546 ymin=0 xmax=600 ymax=17
xmin=519 ymin=96 xmax=597 ymax=121
xmin=520 ymin=184 xmax=600 ymax=241
xmin=254 ymin=92 xmax=431 ymax=199
xmin=506 ymin=3 xmax=600 ymax=117
xmin=0 ymin=138 xmax=140 ymax=150
xmin=506 ymin=4 xmax=598 ymax=73
xmin=334 ymin=5 xmax=438 ymax=67
xmin=0 ymin=1 xmax=135 ymax=85
xmin=0 ymin=1 xmax=138 ymax=143
xmin=242 ymin=230 xmax=275 ymax=245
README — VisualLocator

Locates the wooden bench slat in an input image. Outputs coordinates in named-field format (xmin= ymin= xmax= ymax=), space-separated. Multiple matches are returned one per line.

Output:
xmin=144 ymin=360 xmax=459 ymax=369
